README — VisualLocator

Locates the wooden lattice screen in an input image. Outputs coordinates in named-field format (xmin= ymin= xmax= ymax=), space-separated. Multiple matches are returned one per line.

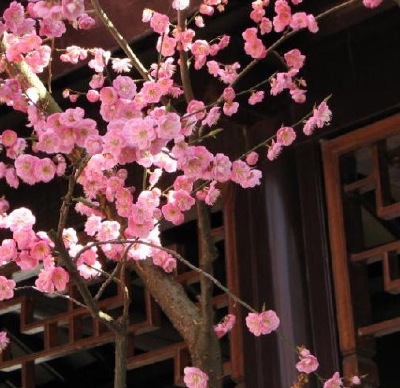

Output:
xmin=0 ymin=191 xmax=243 ymax=387
xmin=322 ymin=113 xmax=400 ymax=386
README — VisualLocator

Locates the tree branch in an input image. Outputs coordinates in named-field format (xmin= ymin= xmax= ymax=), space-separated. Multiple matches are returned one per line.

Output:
xmin=90 ymin=0 xmax=152 ymax=81
xmin=1 ymin=38 xmax=62 ymax=115
xmin=231 ymin=0 xmax=360 ymax=89
xmin=48 ymin=230 xmax=123 ymax=333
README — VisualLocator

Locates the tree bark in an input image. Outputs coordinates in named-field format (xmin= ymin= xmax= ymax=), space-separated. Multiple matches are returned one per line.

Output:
xmin=195 ymin=201 xmax=223 ymax=388
xmin=114 ymin=330 xmax=128 ymax=388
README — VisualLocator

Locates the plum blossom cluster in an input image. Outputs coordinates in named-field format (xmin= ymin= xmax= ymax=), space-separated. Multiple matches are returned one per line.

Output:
xmin=0 ymin=79 xmax=30 ymax=113
xmin=267 ymin=100 xmax=332 ymax=161
xmin=0 ymin=1 xmax=94 ymax=75
xmin=303 ymin=101 xmax=332 ymax=136
xmin=269 ymin=48 xmax=307 ymax=104
xmin=0 ymin=206 xmax=70 ymax=293
xmin=321 ymin=372 xmax=362 ymax=388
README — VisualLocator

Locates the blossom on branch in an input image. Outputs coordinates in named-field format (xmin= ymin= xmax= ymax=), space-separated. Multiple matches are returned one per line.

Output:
xmin=0 ymin=276 xmax=16 ymax=301
xmin=323 ymin=372 xmax=343 ymax=388
xmin=214 ymin=313 xmax=236 ymax=338
xmin=295 ymin=347 xmax=319 ymax=374
xmin=183 ymin=367 xmax=209 ymax=388
xmin=245 ymin=310 xmax=280 ymax=336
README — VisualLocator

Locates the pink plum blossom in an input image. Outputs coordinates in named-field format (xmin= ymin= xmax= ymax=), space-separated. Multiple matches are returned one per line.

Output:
xmin=363 ymin=0 xmax=383 ymax=7
xmin=223 ymin=101 xmax=239 ymax=116
xmin=3 ymin=2 xmax=25 ymax=31
xmin=306 ymin=14 xmax=319 ymax=33
xmin=88 ymin=48 xmax=110 ymax=73
xmin=157 ymin=35 xmax=177 ymax=57
xmin=1 ymin=129 xmax=18 ymax=147
xmin=187 ymin=100 xmax=206 ymax=120
xmin=295 ymin=347 xmax=319 ymax=374
xmin=34 ymin=158 xmax=56 ymax=183
xmin=273 ymin=0 xmax=292 ymax=32
xmin=30 ymin=240 xmax=52 ymax=262
xmin=199 ymin=4 xmax=214 ymax=16
xmin=60 ymin=46 xmax=88 ymax=64
xmin=13 ymin=226 xmax=36 ymax=250
xmin=0 ymin=239 xmax=17 ymax=262
xmin=214 ymin=314 xmax=236 ymax=339
xmin=350 ymin=376 xmax=361 ymax=385
xmin=323 ymin=372 xmax=343 ymax=388
xmin=231 ymin=160 xmax=262 ymax=188
xmin=62 ymin=0 xmax=85 ymax=21
xmin=5 ymin=168 xmax=19 ymax=189
xmin=246 ymin=151 xmax=259 ymax=166
xmin=211 ymin=153 xmax=232 ymax=182
xmin=35 ymin=266 xmax=69 ymax=293
xmin=267 ymin=140 xmax=282 ymax=161
xmin=245 ymin=310 xmax=280 ymax=336
xmin=242 ymin=28 xmax=267 ymax=59
xmin=284 ymin=49 xmax=305 ymax=70
xmin=15 ymin=154 xmax=38 ymax=185
xmin=162 ymin=202 xmax=184 ymax=225
xmin=276 ymin=126 xmax=296 ymax=146
xmin=248 ymin=91 xmax=265 ymax=105
xmin=173 ymin=175 xmax=194 ymax=192
xmin=313 ymin=101 xmax=332 ymax=128
xmin=0 ymin=276 xmax=16 ymax=301
xmin=290 ymin=12 xmax=308 ymax=31
xmin=150 ymin=12 xmax=169 ymax=34
xmin=204 ymin=181 xmax=220 ymax=205
xmin=15 ymin=251 xmax=39 ymax=271
xmin=78 ymin=14 xmax=96 ymax=30
xmin=152 ymin=249 xmax=177 ymax=273
xmin=195 ymin=15 xmax=205 ymax=28
xmin=260 ymin=17 xmax=273 ymax=34
xmin=97 ymin=221 xmax=120 ymax=241
xmin=183 ymin=367 xmax=209 ymax=388
xmin=202 ymin=107 xmax=221 ymax=127
xmin=170 ymin=189 xmax=195 ymax=212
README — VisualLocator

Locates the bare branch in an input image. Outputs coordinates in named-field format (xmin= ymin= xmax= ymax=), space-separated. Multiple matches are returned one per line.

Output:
xmin=90 ymin=0 xmax=152 ymax=81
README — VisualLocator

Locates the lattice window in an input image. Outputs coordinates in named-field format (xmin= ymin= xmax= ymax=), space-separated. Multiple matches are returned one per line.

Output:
xmin=0 ymin=195 xmax=243 ymax=387
xmin=322 ymin=113 xmax=400 ymax=387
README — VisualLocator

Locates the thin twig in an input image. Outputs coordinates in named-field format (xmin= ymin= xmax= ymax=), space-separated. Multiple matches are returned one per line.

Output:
xmin=231 ymin=0 xmax=360 ymax=89
xmin=15 ymin=286 xmax=88 ymax=309
xmin=94 ymin=262 xmax=123 ymax=301
xmin=178 ymin=9 xmax=195 ymax=103
xmin=57 ymin=157 xmax=89 ymax=237
xmin=90 ymin=0 xmax=151 ymax=81
xmin=236 ymin=95 xmax=332 ymax=160
xmin=74 ymin=238 xmax=257 ymax=313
